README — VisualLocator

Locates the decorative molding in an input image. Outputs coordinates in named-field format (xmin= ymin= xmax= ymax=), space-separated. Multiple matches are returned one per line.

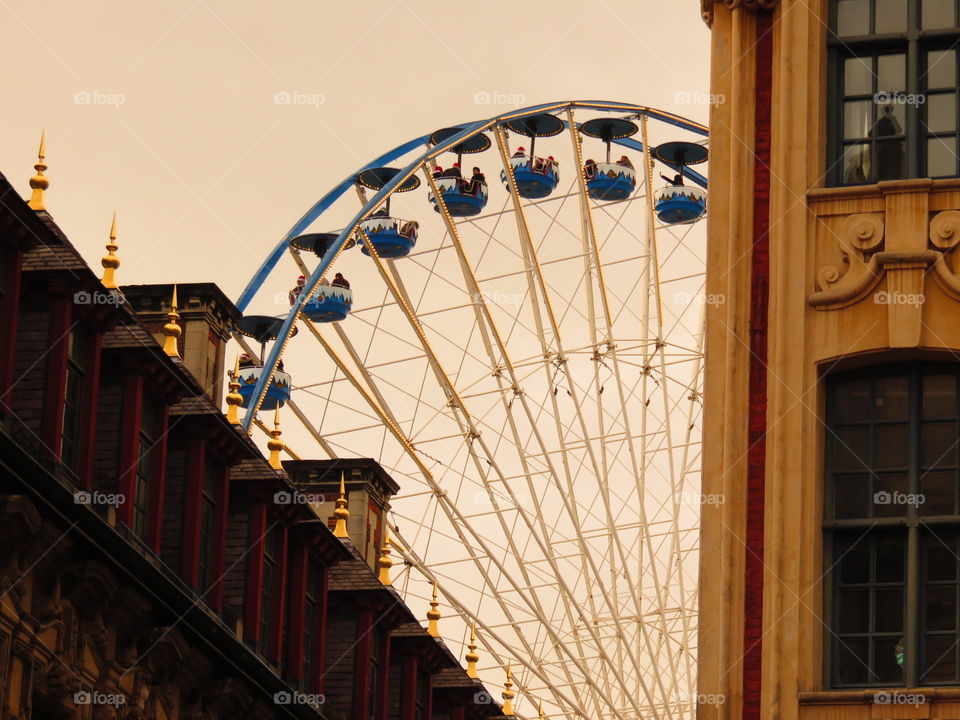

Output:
xmin=810 ymin=213 xmax=885 ymax=307
xmin=702 ymin=0 xmax=778 ymax=26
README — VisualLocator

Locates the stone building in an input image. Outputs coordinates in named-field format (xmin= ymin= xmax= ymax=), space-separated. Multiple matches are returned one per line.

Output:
xmin=701 ymin=1 xmax=960 ymax=719
xmin=0 ymin=149 xmax=504 ymax=720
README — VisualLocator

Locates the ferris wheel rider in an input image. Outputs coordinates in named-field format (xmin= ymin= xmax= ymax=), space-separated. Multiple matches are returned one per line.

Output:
xmin=660 ymin=172 xmax=684 ymax=186
xmin=289 ymin=275 xmax=306 ymax=305
xmin=432 ymin=165 xmax=443 ymax=179
xmin=616 ymin=154 xmax=635 ymax=170
xmin=332 ymin=272 xmax=351 ymax=290
xmin=512 ymin=146 xmax=526 ymax=159
xmin=238 ymin=353 xmax=255 ymax=369
xmin=584 ymin=158 xmax=597 ymax=179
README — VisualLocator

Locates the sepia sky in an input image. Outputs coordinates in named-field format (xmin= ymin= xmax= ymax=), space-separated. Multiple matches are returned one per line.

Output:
xmin=0 ymin=0 xmax=710 ymax=298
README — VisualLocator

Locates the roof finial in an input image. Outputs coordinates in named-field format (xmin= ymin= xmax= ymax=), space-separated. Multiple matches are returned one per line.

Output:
xmin=377 ymin=526 xmax=394 ymax=585
xmin=28 ymin=131 xmax=48 ymax=211
xmin=101 ymin=212 xmax=121 ymax=289
xmin=333 ymin=472 xmax=350 ymax=539
xmin=226 ymin=355 xmax=244 ymax=425
xmin=502 ymin=664 xmax=515 ymax=716
xmin=162 ymin=285 xmax=181 ymax=357
xmin=465 ymin=623 xmax=480 ymax=678
xmin=538 ymin=701 xmax=544 ymax=720
xmin=267 ymin=406 xmax=284 ymax=469
xmin=426 ymin=580 xmax=441 ymax=637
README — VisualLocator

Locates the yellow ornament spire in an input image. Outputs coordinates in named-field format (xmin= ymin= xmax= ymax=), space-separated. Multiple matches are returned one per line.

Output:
xmin=377 ymin=526 xmax=394 ymax=585
xmin=101 ymin=212 xmax=121 ymax=289
xmin=28 ymin=131 xmax=48 ymax=211
xmin=161 ymin=285 xmax=181 ymax=357
xmin=267 ymin=406 xmax=284 ymax=469
xmin=538 ymin=701 xmax=544 ymax=720
xmin=426 ymin=580 xmax=441 ymax=637
xmin=465 ymin=624 xmax=480 ymax=679
xmin=225 ymin=355 xmax=244 ymax=425
xmin=333 ymin=473 xmax=350 ymax=539
xmin=502 ymin=664 xmax=515 ymax=716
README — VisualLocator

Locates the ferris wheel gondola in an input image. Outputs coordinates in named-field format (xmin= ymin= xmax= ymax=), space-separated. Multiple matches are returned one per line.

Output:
xmin=234 ymin=315 xmax=296 ymax=409
xmin=579 ymin=117 xmax=639 ymax=201
xmin=653 ymin=141 xmax=709 ymax=224
xmin=427 ymin=127 xmax=491 ymax=216
xmin=500 ymin=113 xmax=565 ymax=198
xmin=355 ymin=167 xmax=421 ymax=258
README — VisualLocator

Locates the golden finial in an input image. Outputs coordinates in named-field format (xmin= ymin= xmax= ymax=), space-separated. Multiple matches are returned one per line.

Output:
xmin=377 ymin=526 xmax=394 ymax=585
xmin=101 ymin=212 xmax=121 ymax=289
xmin=426 ymin=580 xmax=441 ymax=637
xmin=538 ymin=701 xmax=544 ymax=720
xmin=465 ymin=623 xmax=480 ymax=679
xmin=161 ymin=285 xmax=181 ymax=357
xmin=225 ymin=355 xmax=244 ymax=425
xmin=267 ymin=406 xmax=284 ymax=469
xmin=502 ymin=664 xmax=515 ymax=716
xmin=28 ymin=131 xmax=48 ymax=211
xmin=333 ymin=472 xmax=350 ymax=539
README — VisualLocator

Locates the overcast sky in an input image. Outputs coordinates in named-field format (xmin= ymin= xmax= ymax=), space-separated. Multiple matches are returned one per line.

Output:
xmin=0 ymin=0 xmax=710 ymax=297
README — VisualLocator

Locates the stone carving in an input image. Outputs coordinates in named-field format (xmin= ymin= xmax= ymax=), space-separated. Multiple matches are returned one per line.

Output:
xmin=702 ymin=0 xmax=778 ymax=25
xmin=810 ymin=213 xmax=885 ymax=307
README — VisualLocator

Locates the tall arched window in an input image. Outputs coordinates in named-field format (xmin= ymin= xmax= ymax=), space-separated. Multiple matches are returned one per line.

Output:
xmin=826 ymin=364 xmax=960 ymax=686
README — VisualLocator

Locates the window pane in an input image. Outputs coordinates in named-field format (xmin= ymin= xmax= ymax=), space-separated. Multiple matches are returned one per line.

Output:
xmin=834 ymin=425 xmax=870 ymax=470
xmin=876 ymin=536 xmax=906 ymax=582
xmin=924 ymin=634 xmax=959 ymax=681
xmin=876 ymin=0 xmax=909 ymax=32
xmin=924 ymin=374 xmax=957 ymax=420
xmin=836 ymin=378 xmax=873 ymax=422
xmin=922 ymin=470 xmax=957 ymax=515
xmin=836 ymin=474 xmax=872 ymax=518
xmin=875 ymin=587 xmax=905 ymax=632
xmin=839 ymin=588 xmax=871 ymax=632
xmin=837 ymin=637 xmax=870 ymax=683
xmin=928 ymin=135 xmax=958 ymax=176
xmin=927 ymin=537 xmax=959 ymax=581
xmin=837 ymin=0 xmax=870 ymax=35
xmin=873 ymin=637 xmax=905 ymax=683
xmin=876 ymin=376 xmax=909 ymax=420
xmin=839 ymin=538 xmax=871 ymax=583
xmin=923 ymin=422 xmax=958 ymax=468
xmin=927 ymin=586 xmax=957 ymax=630
xmin=922 ymin=0 xmax=956 ymax=28
xmin=874 ymin=425 xmax=909 ymax=469
xmin=874 ymin=473 xmax=909 ymax=518
xmin=843 ymin=143 xmax=872 ymax=183
xmin=845 ymin=100 xmax=873 ymax=139
xmin=927 ymin=50 xmax=958 ymax=90
xmin=877 ymin=54 xmax=906 ymax=93
xmin=845 ymin=56 xmax=874 ymax=96
xmin=928 ymin=93 xmax=958 ymax=133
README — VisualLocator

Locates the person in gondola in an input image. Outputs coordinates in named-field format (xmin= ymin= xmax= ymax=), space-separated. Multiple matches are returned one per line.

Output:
xmin=432 ymin=165 xmax=443 ymax=179
xmin=472 ymin=167 xmax=486 ymax=184
xmin=238 ymin=353 xmax=255 ymax=369
xmin=660 ymin=172 xmax=684 ymax=186
xmin=372 ymin=206 xmax=389 ymax=217
xmin=277 ymin=358 xmax=285 ymax=372
xmin=512 ymin=146 xmax=527 ymax=159
xmin=584 ymin=158 xmax=597 ymax=179
xmin=617 ymin=155 xmax=635 ymax=170
xmin=289 ymin=275 xmax=306 ymax=305
xmin=399 ymin=219 xmax=419 ymax=238
xmin=442 ymin=163 xmax=462 ymax=179
xmin=332 ymin=272 xmax=350 ymax=290
xmin=545 ymin=156 xmax=556 ymax=173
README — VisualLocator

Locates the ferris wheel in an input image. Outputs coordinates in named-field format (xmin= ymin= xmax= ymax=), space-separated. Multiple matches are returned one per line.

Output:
xmin=232 ymin=101 xmax=708 ymax=720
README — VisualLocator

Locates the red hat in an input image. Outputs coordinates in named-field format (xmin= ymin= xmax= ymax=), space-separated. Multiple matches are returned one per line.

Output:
xmin=297 ymin=275 xmax=305 ymax=282
xmin=453 ymin=162 xmax=461 ymax=167
xmin=517 ymin=146 xmax=525 ymax=152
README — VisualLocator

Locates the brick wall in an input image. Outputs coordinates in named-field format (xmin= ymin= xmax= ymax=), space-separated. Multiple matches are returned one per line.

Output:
xmin=221 ymin=495 xmax=250 ymax=635
xmin=10 ymin=303 xmax=51 ymax=434
xmin=386 ymin=659 xmax=402 ymax=720
xmin=323 ymin=611 xmax=358 ymax=719
xmin=92 ymin=375 xmax=122 ymax=491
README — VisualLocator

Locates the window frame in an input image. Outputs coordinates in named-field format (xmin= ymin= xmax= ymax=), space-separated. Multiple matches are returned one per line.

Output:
xmin=823 ymin=362 xmax=960 ymax=687
xmin=827 ymin=0 xmax=960 ymax=184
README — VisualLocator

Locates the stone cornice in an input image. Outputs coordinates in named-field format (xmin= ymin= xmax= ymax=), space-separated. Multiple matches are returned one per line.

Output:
xmin=702 ymin=0 xmax=778 ymax=26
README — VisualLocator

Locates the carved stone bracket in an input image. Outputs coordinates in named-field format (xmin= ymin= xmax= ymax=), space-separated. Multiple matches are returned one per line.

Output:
xmin=702 ymin=0 xmax=778 ymax=26
xmin=810 ymin=210 xmax=960 ymax=348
